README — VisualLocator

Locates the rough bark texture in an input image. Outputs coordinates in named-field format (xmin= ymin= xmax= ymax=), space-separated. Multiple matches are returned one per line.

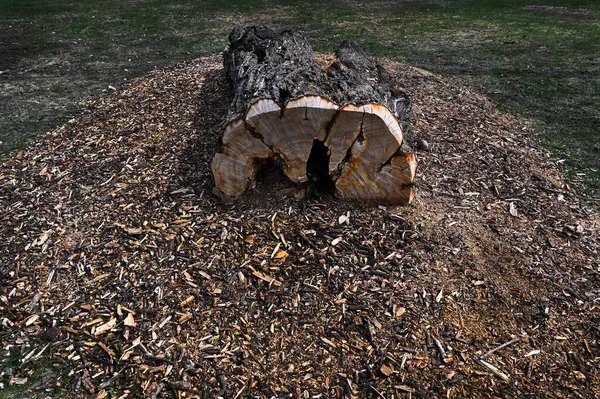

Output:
xmin=211 ymin=26 xmax=417 ymax=204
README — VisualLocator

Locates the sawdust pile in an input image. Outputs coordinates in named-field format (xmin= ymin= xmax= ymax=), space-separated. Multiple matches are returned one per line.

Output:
xmin=1 ymin=55 xmax=599 ymax=398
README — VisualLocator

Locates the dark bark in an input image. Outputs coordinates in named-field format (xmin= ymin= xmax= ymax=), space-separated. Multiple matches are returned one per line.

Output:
xmin=223 ymin=26 xmax=412 ymax=134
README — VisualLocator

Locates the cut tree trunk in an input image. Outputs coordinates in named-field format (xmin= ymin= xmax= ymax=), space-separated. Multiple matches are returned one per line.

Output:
xmin=211 ymin=26 xmax=417 ymax=205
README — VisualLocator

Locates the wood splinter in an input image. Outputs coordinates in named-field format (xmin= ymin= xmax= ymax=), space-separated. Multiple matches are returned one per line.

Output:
xmin=475 ymin=358 xmax=510 ymax=382
xmin=211 ymin=26 xmax=417 ymax=205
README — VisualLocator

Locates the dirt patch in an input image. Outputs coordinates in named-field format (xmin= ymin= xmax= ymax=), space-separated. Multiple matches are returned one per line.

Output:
xmin=0 ymin=55 xmax=598 ymax=398
xmin=0 ymin=23 xmax=31 ymax=72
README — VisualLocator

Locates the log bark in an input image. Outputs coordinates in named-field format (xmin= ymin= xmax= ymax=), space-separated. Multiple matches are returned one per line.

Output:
xmin=211 ymin=26 xmax=417 ymax=205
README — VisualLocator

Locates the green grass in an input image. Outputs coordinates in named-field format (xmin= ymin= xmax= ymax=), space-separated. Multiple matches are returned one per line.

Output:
xmin=0 ymin=347 xmax=66 ymax=398
xmin=0 ymin=0 xmax=598 ymax=196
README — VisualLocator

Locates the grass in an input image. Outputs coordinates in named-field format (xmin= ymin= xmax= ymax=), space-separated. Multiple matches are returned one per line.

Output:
xmin=0 ymin=0 xmax=598 ymax=196
xmin=0 ymin=346 xmax=68 ymax=398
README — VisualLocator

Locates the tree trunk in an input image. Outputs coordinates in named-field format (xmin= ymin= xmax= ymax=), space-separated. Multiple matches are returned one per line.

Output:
xmin=211 ymin=26 xmax=417 ymax=205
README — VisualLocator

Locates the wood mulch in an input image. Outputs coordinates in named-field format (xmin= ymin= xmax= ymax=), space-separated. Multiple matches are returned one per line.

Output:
xmin=1 ymin=54 xmax=599 ymax=398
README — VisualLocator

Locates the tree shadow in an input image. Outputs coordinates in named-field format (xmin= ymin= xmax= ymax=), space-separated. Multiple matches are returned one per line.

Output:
xmin=177 ymin=67 xmax=230 ymax=196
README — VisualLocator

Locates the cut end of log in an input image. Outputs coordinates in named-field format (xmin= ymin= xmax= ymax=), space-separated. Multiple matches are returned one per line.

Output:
xmin=245 ymin=96 xmax=339 ymax=183
xmin=210 ymin=119 xmax=271 ymax=201
xmin=213 ymin=96 xmax=417 ymax=205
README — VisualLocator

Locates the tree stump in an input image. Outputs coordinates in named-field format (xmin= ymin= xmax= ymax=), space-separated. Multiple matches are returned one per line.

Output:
xmin=211 ymin=26 xmax=417 ymax=205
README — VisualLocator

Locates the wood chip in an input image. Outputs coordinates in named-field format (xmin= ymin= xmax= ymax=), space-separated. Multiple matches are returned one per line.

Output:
xmin=94 ymin=318 xmax=117 ymax=336
xmin=380 ymin=363 xmax=394 ymax=377
xmin=0 ymin=49 xmax=597 ymax=399
xmin=124 ymin=312 xmax=136 ymax=327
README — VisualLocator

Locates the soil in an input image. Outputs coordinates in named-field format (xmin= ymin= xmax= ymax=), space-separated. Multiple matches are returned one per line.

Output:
xmin=0 ymin=55 xmax=598 ymax=398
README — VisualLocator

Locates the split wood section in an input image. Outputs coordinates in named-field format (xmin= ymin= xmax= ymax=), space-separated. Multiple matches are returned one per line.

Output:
xmin=211 ymin=26 xmax=417 ymax=205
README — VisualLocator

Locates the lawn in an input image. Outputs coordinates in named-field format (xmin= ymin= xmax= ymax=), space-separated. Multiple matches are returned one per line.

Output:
xmin=0 ymin=0 xmax=599 ymax=196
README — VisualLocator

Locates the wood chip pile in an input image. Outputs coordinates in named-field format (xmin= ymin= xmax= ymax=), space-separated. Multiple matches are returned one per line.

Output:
xmin=1 ymin=55 xmax=599 ymax=398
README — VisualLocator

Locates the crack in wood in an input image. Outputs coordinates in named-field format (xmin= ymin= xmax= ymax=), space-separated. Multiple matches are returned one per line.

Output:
xmin=330 ymin=107 xmax=366 ymax=180
xmin=243 ymin=120 xmax=287 ymax=174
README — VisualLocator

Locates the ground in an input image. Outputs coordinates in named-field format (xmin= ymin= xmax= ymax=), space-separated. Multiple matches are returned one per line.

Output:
xmin=0 ymin=54 xmax=598 ymax=398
